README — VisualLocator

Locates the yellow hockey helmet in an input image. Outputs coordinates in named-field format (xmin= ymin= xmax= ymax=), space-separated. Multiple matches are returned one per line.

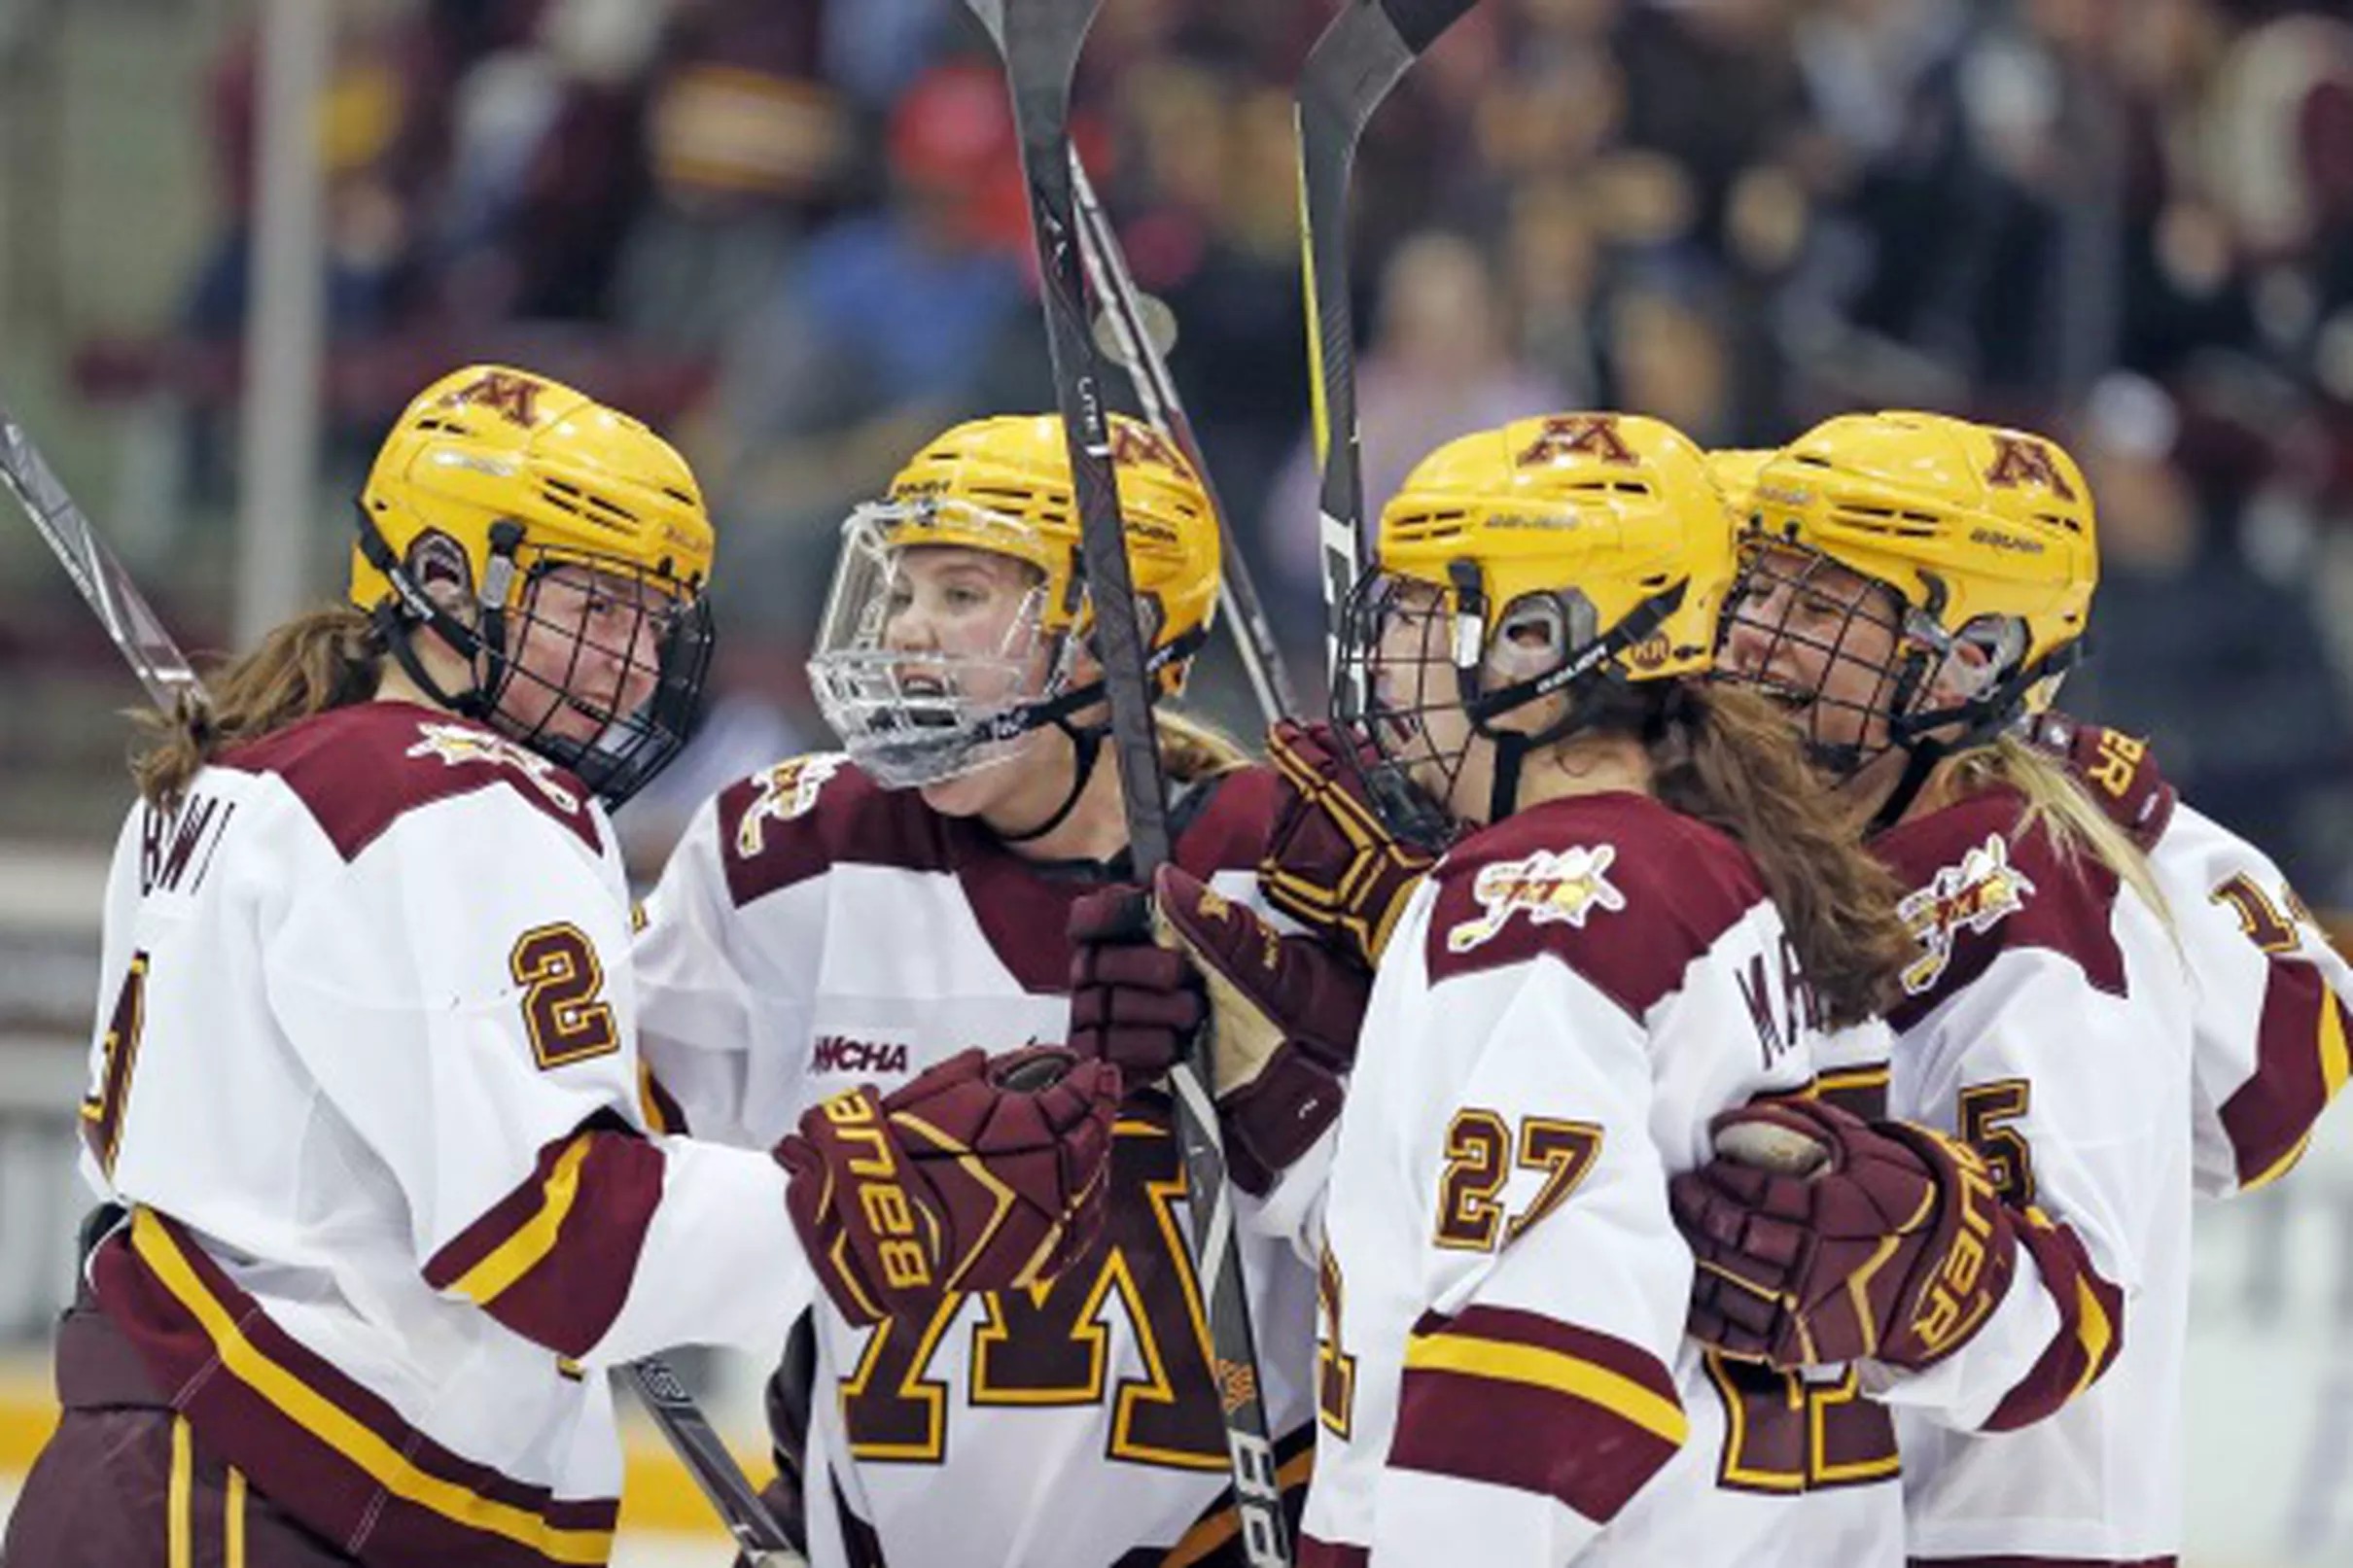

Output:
xmin=353 ymin=365 xmax=714 ymax=612
xmin=1704 ymin=447 xmax=1777 ymax=527
xmin=1722 ymin=409 xmax=2097 ymax=781
xmin=1337 ymin=412 xmax=1735 ymax=844
xmin=351 ymin=365 xmax=719 ymax=805
xmin=810 ymin=412 xmax=1221 ymax=788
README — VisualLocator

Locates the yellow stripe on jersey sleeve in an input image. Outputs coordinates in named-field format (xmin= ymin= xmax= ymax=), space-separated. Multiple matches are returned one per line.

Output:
xmin=1403 ymin=1327 xmax=1689 ymax=1447
xmin=446 ymin=1136 xmax=594 ymax=1307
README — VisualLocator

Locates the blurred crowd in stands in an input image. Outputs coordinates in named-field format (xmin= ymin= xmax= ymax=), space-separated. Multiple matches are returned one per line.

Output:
xmin=53 ymin=0 xmax=2353 ymax=888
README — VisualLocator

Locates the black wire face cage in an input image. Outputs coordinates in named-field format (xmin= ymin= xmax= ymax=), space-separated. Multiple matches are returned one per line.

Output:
xmin=1718 ymin=537 xmax=2057 ymax=790
xmin=478 ymin=545 xmax=716 ymax=809
xmin=1333 ymin=565 xmax=1639 ymax=854
xmin=1715 ymin=540 xmax=1929 ymax=779
xmin=1333 ymin=573 xmax=1474 ymax=853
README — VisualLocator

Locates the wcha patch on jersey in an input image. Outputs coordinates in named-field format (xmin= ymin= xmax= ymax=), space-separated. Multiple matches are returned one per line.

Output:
xmin=808 ymin=1035 xmax=911 ymax=1076
xmin=405 ymin=722 xmax=582 ymax=816
xmin=1898 ymin=832 xmax=2038 ymax=995
xmin=1446 ymin=844 xmax=1628 ymax=954
xmin=736 ymin=754 xmax=849 ymax=858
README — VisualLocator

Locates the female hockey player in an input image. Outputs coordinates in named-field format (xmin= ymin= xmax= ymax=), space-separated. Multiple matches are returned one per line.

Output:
xmin=1712 ymin=436 xmax=2346 ymax=1200
xmin=1 ymin=366 xmax=1117 ymax=1568
xmin=1275 ymin=411 xmax=1935 ymax=1567
xmin=1675 ymin=410 xmax=2198 ymax=1568
xmin=633 ymin=411 xmax=1359 ymax=1568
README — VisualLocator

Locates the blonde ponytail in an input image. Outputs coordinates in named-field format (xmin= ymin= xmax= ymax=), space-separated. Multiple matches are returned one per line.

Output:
xmin=1155 ymin=708 xmax=1251 ymax=784
xmin=1933 ymin=734 xmax=2172 ymax=926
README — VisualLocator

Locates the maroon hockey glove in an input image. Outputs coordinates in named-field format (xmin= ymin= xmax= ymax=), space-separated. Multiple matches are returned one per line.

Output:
xmin=2025 ymin=711 xmax=2175 ymax=851
xmin=1669 ymin=1098 xmax=2019 ymax=1372
xmin=1068 ymin=884 xmax=1208 ymax=1076
xmin=777 ymin=1047 xmax=1117 ymax=1325
xmin=1259 ymin=719 xmax=1434 ymax=967
xmin=1068 ymin=870 xmax=1370 ymax=1193
xmin=1149 ymin=865 xmax=1367 ymax=1195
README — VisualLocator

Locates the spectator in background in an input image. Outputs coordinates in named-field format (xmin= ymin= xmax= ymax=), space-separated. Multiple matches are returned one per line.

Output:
xmin=433 ymin=0 xmax=667 ymax=327
xmin=690 ymin=57 xmax=1033 ymax=635
xmin=1262 ymin=230 xmax=1567 ymax=628
xmin=610 ymin=0 xmax=851 ymax=352
xmin=2063 ymin=372 xmax=2353 ymax=890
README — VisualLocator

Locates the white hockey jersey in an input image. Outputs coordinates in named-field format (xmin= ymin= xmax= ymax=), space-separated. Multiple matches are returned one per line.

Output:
xmin=1865 ymin=785 xmax=2195 ymax=1565
xmin=74 ymin=701 xmax=816 ymax=1568
xmin=1299 ymin=791 xmax=1904 ymax=1568
xmin=634 ymin=752 xmax=1319 ymax=1568
xmin=2044 ymin=719 xmax=2351 ymax=1196
xmin=2151 ymin=803 xmax=2348 ymax=1197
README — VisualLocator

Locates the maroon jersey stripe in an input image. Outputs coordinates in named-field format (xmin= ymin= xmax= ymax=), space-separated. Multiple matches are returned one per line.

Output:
xmin=90 ymin=1208 xmax=617 ymax=1568
xmin=219 ymin=701 xmax=603 ymax=860
xmin=1983 ymin=1211 xmax=2126 ymax=1433
xmin=1421 ymin=792 xmax=1771 ymax=1015
xmin=422 ymin=1122 xmax=667 ymax=1359
xmin=2220 ymin=958 xmax=2349 ymax=1189
xmin=1874 ymin=789 xmax=2128 ymax=1032
xmin=1299 ymin=1542 xmax=1370 ymax=1568
xmin=1390 ymin=1305 xmax=1682 ymax=1522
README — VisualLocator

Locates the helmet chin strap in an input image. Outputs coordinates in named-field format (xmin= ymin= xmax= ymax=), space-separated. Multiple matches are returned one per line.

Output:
xmin=987 ymin=622 xmax=1207 ymax=845
xmin=356 ymin=506 xmax=524 ymax=723
xmin=994 ymin=714 xmax=1106 ymax=845
xmin=1462 ymin=580 xmax=1686 ymax=832
xmin=1867 ymin=644 xmax=2082 ymax=832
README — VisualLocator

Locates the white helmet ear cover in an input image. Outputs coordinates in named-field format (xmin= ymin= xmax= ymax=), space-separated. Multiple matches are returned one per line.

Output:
xmin=1924 ymin=613 xmax=2029 ymax=708
xmin=1483 ymin=589 xmax=1599 ymax=686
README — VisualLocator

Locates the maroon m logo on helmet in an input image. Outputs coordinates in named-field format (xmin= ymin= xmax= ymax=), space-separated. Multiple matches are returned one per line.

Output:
xmin=1516 ymin=414 xmax=1637 ymax=469
xmin=1984 ymin=435 xmax=2077 ymax=501
xmin=444 ymin=370 xmax=544 ymax=429
xmin=1109 ymin=421 xmax=1185 ymax=472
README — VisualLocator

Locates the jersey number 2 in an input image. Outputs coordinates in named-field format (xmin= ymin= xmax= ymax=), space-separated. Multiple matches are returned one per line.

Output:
xmin=511 ymin=923 xmax=618 ymax=1069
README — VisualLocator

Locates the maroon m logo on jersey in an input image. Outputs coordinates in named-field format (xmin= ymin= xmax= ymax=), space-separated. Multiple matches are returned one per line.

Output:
xmin=1516 ymin=414 xmax=1637 ymax=469
xmin=444 ymin=370 xmax=544 ymax=429
xmin=1983 ymin=435 xmax=2077 ymax=502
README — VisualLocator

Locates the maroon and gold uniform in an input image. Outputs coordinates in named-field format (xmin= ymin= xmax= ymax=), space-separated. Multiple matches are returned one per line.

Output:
xmin=1864 ymin=787 xmax=2195 ymax=1566
xmin=1301 ymin=793 xmax=1904 ymax=1568
xmin=14 ymin=703 xmax=818 ymax=1568
xmin=635 ymin=752 xmax=1319 ymax=1568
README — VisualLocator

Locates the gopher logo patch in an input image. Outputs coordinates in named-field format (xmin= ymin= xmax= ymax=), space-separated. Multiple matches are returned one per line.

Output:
xmin=1515 ymin=413 xmax=1638 ymax=469
xmin=1898 ymin=833 xmax=2037 ymax=995
xmin=1447 ymin=845 xmax=1627 ymax=954
xmin=406 ymin=722 xmax=582 ymax=816
xmin=1983 ymin=434 xmax=2078 ymax=502
xmin=736 ymin=755 xmax=849 ymax=858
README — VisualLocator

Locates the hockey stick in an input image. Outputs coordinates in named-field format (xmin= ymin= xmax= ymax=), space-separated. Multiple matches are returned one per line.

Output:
xmin=1070 ymin=151 xmax=1299 ymax=724
xmin=1 ymin=397 xmax=202 ymax=714
xmin=1295 ymin=0 xmax=1483 ymax=701
xmin=620 ymin=1357 xmax=805 ymax=1568
xmin=0 ymin=392 xmax=806 ymax=1568
xmin=966 ymin=3 xmax=1291 ymax=1563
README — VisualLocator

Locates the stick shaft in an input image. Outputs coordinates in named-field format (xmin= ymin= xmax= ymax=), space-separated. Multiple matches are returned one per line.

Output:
xmin=1070 ymin=151 xmax=1299 ymax=724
